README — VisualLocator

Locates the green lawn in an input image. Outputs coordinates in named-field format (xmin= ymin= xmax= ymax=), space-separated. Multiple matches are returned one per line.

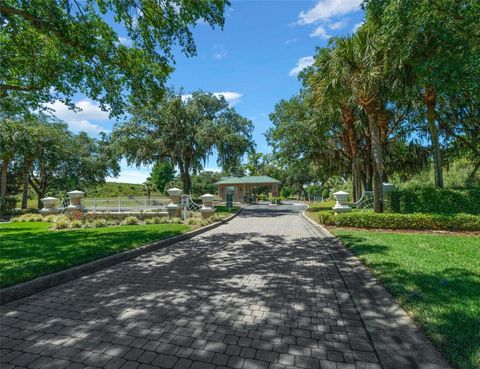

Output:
xmin=0 ymin=222 xmax=190 ymax=288
xmin=333 ymin=229 xmax=480 ymax=369
xmin=214 ymin=205 xmax=240 ymax=215
xmin=306 ymin=200 xmax=336 ymax=212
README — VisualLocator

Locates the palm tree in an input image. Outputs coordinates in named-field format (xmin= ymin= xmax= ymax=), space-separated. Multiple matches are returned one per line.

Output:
xmin=329 ymin=28 xmax=388 ymax=212
xmin=308 ymin=47 xmax=364 ymax=202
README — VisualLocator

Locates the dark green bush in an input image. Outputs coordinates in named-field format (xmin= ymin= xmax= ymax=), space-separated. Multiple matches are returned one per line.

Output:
xmin=385 ymin=188 xmax=480 ymax=215
xmin=316 ymin=210 xmax=480 ymax=231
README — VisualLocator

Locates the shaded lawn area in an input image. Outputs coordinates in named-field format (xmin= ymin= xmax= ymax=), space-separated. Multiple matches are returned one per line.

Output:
xmin=0 ymin=222 xmax=190 ymax=288
xmin=333 ymin=229 xmax=480 ymax=369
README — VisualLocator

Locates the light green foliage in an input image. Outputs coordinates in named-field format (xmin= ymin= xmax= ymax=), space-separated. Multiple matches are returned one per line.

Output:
xmin=150 ymin=161 xmax=176 ymax=193
xmin=12 ymin=213 xmax=43 ymax=222
xmin=280 ymin=186 xmax=292 ymax=199
xmin=0 ymin=0 xmax=229 ymax=114
xmin=121 ymin=216 xmax=139 ymax=226
xmin=51 ymin=217 xmax=71 ymax=230
xmin=69 ymin=219 xmax=82 ymax=229
xmin=334 ymin=229 xmax=480 ymax=369
xmin=186 ymin=217 xmax=203 ymax=226
xmin=169 ymin=217 xmax=183 ymax=225
xmin=92 ymin=219 xmax=108 ymax=228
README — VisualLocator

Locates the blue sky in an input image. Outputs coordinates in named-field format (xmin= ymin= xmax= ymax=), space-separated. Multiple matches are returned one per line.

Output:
xmin=48 ymin=0 xmax=365 ymax=183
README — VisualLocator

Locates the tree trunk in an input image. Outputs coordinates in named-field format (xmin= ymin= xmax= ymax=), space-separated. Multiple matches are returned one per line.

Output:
xmin=360 ymin=97 xmax=384 ymax=212
xmin=364 ymin=132 xmax=373 ymax=191
xmin=424 ymin=87 xmax=444 ymax=188
xmin=341 ymin=105 xmax=362 ymax=202
xmin=29 ymin=177 xmax=44 ymax=209
xmin=352 ymin=158 xmax=362 ymax=203
xmin=21 ymin=159 xmax=33 ymax=209
xmin=0 ymin=158 xmax=10 ymax=212
xmin=361 ymin=169 xmax=367 ymax=193
xmin=21 ymin=172 xmax=30 ymax=209
xmin=467 ymin=161 xmax=480 ymax=186
xmin=183 ymin=174 xmax=192 ymax=194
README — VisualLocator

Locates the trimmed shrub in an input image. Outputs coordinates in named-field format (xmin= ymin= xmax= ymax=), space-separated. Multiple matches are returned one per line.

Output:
xmin=69 ymin=212 xmax=169 ymax=223
xmin=52 ymin=217 xmax=71 ymax=230
xmin=186 ymin=217 xmax=203 ymax=225
xmin=12 ymin=214 xmax=43 ymax=222
xmin=385 ymin=188 xmax=480 ymax=215
xmin=69 ymin=219 xmax=82 ymax=229
xmin=316 ymin=210 xmax=480 ymax=231
xmin=93 ymin=219 xmax=108 ymax=228
xmin=44 ymin=215 xmax=57 ymax=222
xmin=121 ymin=216 xmax=139 ymax=226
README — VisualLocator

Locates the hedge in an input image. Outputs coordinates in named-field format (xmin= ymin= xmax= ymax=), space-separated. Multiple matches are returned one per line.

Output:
xmin=385 ymin=188 xmax=480 ymax=215
xmin=316 ymin=210 xmax=480 ymax=231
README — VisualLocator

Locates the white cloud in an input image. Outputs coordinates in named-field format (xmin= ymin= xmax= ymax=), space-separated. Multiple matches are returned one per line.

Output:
xmin=284 ymin=38 xmax=297 ymax=45
xmin=289 ymin=56 xmax=314 ymax=77
xmin=353 ymin=20 xmax=364 ymax=32
xmin=107 ymin=170 xmax=150 ymax=184
xmin=310 ymin=25 xmax=331 ymax=39
xmin=44 ymin=99 xmax=109 ymax=136
xmin=68 ymin=120 xmax=109 ymax=135
xmin=181 ymin=91 xmax=243 ymax=106
xmin=213 ymin=52 xmax=227 ymax=60
xmin=118 ymin=36 xmax=133 ymax=46
xmin=329 ymin=18 xmax=349 ymax=30
xmin=298 ymin=0 xmax=362 ymax=25
xmin=213 ymin=92 xmax=242 ymax=105
xmin=203 ymin=167 xmax=222 ymax=173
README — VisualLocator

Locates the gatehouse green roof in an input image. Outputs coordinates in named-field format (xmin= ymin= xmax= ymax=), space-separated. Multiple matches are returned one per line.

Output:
xmin=215 ymin=175 xmax=281 ymax=185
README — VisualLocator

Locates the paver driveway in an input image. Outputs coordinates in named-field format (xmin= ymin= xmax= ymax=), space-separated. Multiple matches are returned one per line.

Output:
xmin=1 ymin=205 xmax=448 ymax=369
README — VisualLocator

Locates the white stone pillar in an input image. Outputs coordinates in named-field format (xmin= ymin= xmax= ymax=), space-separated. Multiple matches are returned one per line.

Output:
xmin=67 ymin=190 xmax=85 ymax=211
xmin=200 ymin=193 xmax=216 ymax=219
xmin=166 ymin=188 xmax=182 ymax=217
xmin=332 ymin=191 xmax=352 ymax=213
xmin=40 ymin=197 xmax=59 ymax=213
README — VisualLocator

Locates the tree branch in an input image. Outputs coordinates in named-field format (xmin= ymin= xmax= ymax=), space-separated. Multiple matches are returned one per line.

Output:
xmin=0 ymin=84 xmax=40 ymax=92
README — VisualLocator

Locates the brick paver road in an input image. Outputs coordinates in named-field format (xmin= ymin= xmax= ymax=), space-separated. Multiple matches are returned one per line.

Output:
xmin=1 ymin=205 xmax=447 ymax=369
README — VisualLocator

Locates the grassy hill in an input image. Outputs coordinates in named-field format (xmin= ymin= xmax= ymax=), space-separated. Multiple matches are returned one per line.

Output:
xmin=85 ymin=182 xmax=164 ymax=198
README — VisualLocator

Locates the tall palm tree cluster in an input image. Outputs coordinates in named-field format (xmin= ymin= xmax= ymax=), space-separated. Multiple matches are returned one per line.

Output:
xmin=269 ymin=0 xmax=479 ymax=212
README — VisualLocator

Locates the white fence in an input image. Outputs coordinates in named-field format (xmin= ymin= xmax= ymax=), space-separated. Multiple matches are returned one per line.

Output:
xmin=81 ymin=197 xmax=170 ymax=212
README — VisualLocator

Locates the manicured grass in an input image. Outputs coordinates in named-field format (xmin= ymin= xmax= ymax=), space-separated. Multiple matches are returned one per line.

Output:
xmin=214 ymin=205 xmax=240 ymax=215
xmin=306 ymin=200 xmax=336 ymax=212
xmin=332 ymin=229 xmax=480 ymax=369
xmin=0 ymin=222 xmax=190 ymax=288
